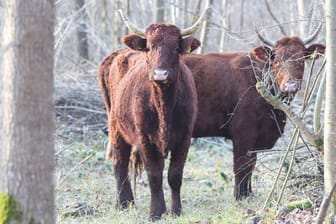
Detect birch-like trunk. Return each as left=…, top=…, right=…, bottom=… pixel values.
left=0, top=1, right=55, bottom=223
left=297, top=0, right=306, bottom=36
left=324, top=0, right=336, bottom=219
left=196, top=0, right=213, bottom=54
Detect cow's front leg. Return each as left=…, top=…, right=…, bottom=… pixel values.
left=168, top=141, right=190, bottom=216
left=141, top=142, right=166, bottom=220
left=111, top=137, right=134, bottom=208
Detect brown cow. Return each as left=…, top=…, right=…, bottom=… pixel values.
left=98, top=9, right=207, bottom=220
left=99, top=20, right=325, bottom=200
left=183, top=26, right=325, bottom=199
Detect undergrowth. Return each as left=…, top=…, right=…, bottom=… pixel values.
left=55, top=129, right=282, bottom=224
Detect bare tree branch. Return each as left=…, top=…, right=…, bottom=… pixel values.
left=264, top=0, right=287, bottom=35
left=256, top=82, right=323, bottom=153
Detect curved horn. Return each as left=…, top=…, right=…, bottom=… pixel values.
left=118, top=9, right=146, bottom=37
left=255, top=26, right=275, bottom=47
left=303, top=23, right=322, bottom=45
left=181, top=7, right=211, bottom=37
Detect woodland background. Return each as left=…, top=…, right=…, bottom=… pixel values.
left=53, top=0, right=325, bottom=133
left=0, top=0, right=331, bottom=223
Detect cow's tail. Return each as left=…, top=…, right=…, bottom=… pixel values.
left=129, top=146, right=143, bottom=198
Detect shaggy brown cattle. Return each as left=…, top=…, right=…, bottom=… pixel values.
left=183, top=26, right=325, bottom=199
left=98, top=9, right=206, bottom=220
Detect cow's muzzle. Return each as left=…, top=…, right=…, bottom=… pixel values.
left=152, top=69, right=169, bottom=82
left=283, top=81, right=300, bottom=93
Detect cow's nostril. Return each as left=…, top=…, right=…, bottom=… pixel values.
left=284, top=82, right=299, bottom=92
left=153, top=69, right=168, bottom=81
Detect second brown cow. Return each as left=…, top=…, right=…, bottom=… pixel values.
left=184, top=26, right=325, bottom=199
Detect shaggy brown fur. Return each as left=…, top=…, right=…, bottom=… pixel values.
left=99, top=35, right=325, bottom=201
left=98, top=24, right=200, bottom=220
left=183, top=37, right=325, bottom=199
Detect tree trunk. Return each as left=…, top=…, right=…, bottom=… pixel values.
left=289, top=0, right=296, bottom=35
left=219, top=0, right=228, bottom=52
left=76, top=0, right=89, bottom=60
left=155, top=0, right=165, bottom=23
left=0, top=1, right=55, bottom=224
left=324, top=0, right=336, bottom=220
left=197, top=0, right=213, bottom=54
left=170, top=0, right=176, bottom=25
left=123, top=0, right=130, bottom=36
left=297, top=0, right=306, bottom=36
left=239, top=0, right=245, bottom=32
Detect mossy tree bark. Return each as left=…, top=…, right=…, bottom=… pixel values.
left=324, top=0, right=336, bottom=220
left=0, top=1, right=55, bottom=223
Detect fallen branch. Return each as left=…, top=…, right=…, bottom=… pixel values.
left=256, top=82, right=323, bottom=153
left=55, top=105, right=106, bottom=114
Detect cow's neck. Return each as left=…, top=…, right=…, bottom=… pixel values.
left=150, top=80, right=178, bottom=157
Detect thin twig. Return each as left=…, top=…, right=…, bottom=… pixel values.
left=315, top=182, right=336, bottom=224
left=55, top=147, right=69, bottom=156
left=262, top=128, right=299, bottom=210
left=55, top=105, right=106, bottom=114
left=275, top=130, right=300, bottom=207
left=314, top=70, right=326, bottom=136
left=302, top=58, right=316, bottom=111
left=56, top=153, right=95, bottom=190
left=303, top=58, right=326, bottom=116
left=264, top=0, right=286, bottom=35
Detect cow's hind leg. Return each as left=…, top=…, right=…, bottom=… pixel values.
left=168, top=142, right=189, bottom=216
left=111, top=137, right=134, bottom=208
left=143, top=150, right=166, bottom=220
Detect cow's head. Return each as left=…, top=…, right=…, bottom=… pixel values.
left=253, top=25, right=325, bottom=94
left=119, top=9, right=207, bottom=85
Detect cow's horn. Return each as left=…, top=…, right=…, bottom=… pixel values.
left=118, top=9, right=146, bottom=37
left=255, top=26, right=275, bottom=47
left=181, top=7, right=210, bottom=37
left=303, top=23, right=322, bottom=45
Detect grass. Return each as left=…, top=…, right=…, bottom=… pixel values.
left=55, top=130, right=290, bottom=224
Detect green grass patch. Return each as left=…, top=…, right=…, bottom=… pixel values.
left=55, top=131, right=288, bottom=223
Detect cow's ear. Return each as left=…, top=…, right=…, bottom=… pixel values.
left=305, top=44, right=325, bottom=60
left=252, top=46, right=273, bottom=62
left=180, top=37, right=201, bottom=54
left=122, top=34, right=147, bottom=51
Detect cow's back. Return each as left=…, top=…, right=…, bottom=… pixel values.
left=184, top=52, right=259, bottom=138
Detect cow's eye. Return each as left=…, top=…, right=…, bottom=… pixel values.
left=273, top=61, right=280, bottom=66
left=175, top=47, right=181, bottom=54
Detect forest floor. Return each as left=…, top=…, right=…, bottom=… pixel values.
left=54, top=125, right=321, bottom=224
left=53, top=71, right=323, bottom=223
